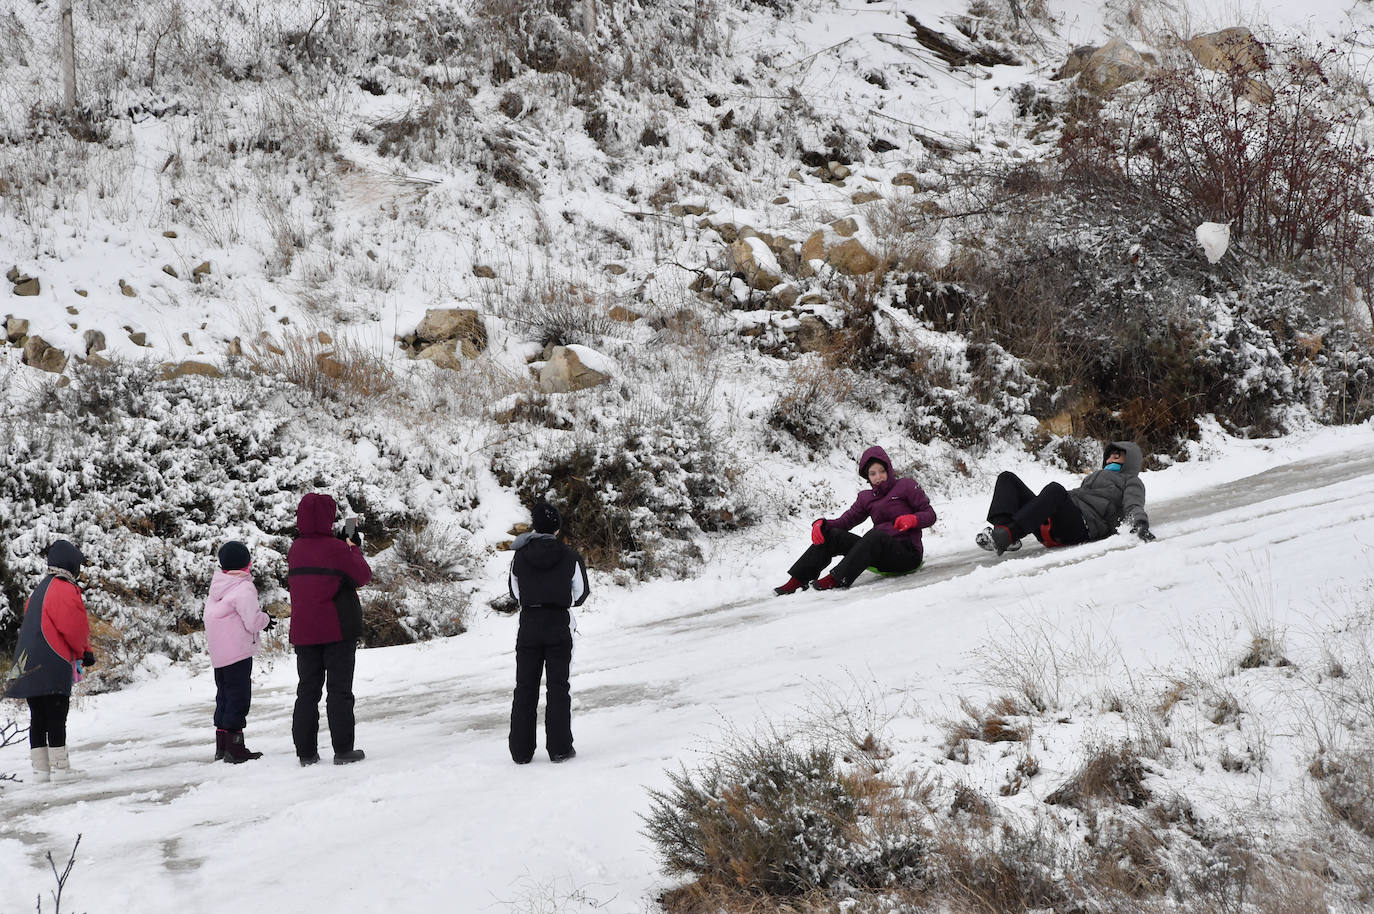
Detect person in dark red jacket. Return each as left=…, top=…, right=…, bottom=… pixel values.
left=4, top=540, right=93, bottom=783
left=287, top=493, right=372, bottom=766
left=774, top=445, right=937, bottom=595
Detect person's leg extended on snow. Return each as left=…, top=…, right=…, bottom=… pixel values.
left=776, top=523, right=861, bottom=594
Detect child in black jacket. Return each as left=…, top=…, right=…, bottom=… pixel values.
left=508, top=502, right=589, bottom=764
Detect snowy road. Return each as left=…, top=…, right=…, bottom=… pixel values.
left=2, top=437, right=1373, bottom=912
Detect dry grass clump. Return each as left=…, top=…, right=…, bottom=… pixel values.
left=1237, top=634, right=1293, bottom=670
left=942, top=695, right=1033, bottom=761
left=1046, top=744, right=1154, bottom=811
left=496, top=278, right=617, bottom=348
left=251, top=329, right=396, bottom=403
left=1310, top=749, right=1374, bottom=840
left=765, top=359, right=853, bottom=451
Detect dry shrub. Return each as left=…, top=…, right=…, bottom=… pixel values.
left=1046, top=744, right=1153, bottom=811
left=942, top=696, right=1032, bottom=761
left=1311, top=749, right=1374, bottom=839
left=252, top=330, right=396, bottom=403
left=933, top=821, right=1071, bottom=913
left=643, top=733, right=929, bottom=901
left=497, top=278, right=616, bottom=347
left=1238, top=634, right=1293, bottom=670
left=765, top=359, right=852, bottom=451
left=1062, top=38, right=1374, bottom=276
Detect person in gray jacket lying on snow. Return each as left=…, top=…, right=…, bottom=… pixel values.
left=976, top=441, right=1155, bottom=556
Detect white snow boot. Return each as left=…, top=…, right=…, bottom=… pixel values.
left=30, top=747, right=51, bottom=783
left=48, top=745, right=82, bottom=782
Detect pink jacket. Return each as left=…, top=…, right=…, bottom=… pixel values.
left=203, top=569, right=270, bottom=669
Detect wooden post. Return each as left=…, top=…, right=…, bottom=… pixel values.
left=59, top=0, right=77, bottom=113
left=581, top=0, right=595, bottom=37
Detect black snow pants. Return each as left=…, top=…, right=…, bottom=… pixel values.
left=213, top=657, right=254, bottom=731
left=788, top=527, right=923, bottom=587
left=509, top=608, right=574, bottom=763
left=27, top=694, right=70, bottom=748
left=986, top=471, right=1090, bottom=546
left=293, top=640, right=357, bottom=757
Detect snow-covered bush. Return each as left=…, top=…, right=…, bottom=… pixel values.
left=928, top=164, right=1374, bottom=453
left=504, top=405, right=754, bottom=577
left=361, top=524, right=478, bottom=646
left=643, top=732, right=929, bottom=901
left=0, top=360, right=478, bottom=683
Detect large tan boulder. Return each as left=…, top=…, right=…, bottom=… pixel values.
left=415, top=308, right=487, bottom=352
left=13, top=278, right=39, bottom=296
left=6, top=315, right=28, bottom=342
left=538, top=345, right=611, bottom=393
left=802, top=228, right=881, bottom=276
left=1186, top=28, right=1272, bottom=103
left=23, top=336, right=67, bottom=373
left=727, top=238, right=783, bottom=291
left=1186, top=28, right=1266, bottom=74
left=416, top=340, right=465, bottom=371
left=829, top=238, right=881, bottom=276
left=1060, top=38, right=1152, bottom=93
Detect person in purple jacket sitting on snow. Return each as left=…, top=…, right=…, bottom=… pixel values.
left=774, top=445, right=937, bottom=595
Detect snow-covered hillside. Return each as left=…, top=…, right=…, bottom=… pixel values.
left=3, top=0, right=1374, bottom=907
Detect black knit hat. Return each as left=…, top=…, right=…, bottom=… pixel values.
left=218, top=541, right=252, bottom=571
left=531, top=502, right=561, bottom=535
left=47, top=540, right=83, bottom=575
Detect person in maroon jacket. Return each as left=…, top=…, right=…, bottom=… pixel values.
left=774, top=445, right=937, bottom=595
left=5, top=540, right=93, bottom=782
left=287, top=493, right=372, bottom=766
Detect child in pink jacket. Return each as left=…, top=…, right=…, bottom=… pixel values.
left=204, top=541, right=274, bottom=763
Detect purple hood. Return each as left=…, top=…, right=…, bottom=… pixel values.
left=829, top=446, right=937, bottom=550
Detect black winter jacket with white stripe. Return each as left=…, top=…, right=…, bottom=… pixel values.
left=508, top=533, right=590, bottom=610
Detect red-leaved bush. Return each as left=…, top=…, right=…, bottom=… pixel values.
left=1060, top=39, right=1374, bottom=278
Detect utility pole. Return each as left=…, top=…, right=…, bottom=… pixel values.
left=59, top=0, right=77, bottom=114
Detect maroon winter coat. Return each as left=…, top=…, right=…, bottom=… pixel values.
left=827, top=445, right=937, bottom=550
left=287, top=494, right=373, bottom=646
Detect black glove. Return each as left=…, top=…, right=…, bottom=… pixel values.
left=263, top=614, right=277, bottom=631
left=81, top=650, right=96, bottom=669
left=1130, top=519, right=1156, bottom=542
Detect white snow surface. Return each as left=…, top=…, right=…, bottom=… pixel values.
left=2, top=423, right=1373, bottom=911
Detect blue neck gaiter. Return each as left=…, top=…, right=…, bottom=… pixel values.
left=1104, top=462, right=1122, bottom=472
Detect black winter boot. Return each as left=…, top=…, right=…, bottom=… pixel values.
left=333, top=749, right=366, bottom=765
left=223, top=730, right=263, bottom=764
left=214, top=729, right=227, bottom=762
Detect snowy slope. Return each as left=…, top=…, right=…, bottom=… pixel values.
left=2, top=425, right=1371, bottom=911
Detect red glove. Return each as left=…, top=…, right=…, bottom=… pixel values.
left=893, top=514, right=919, bottom=532
left=811, top=519, right=827, bottom=545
